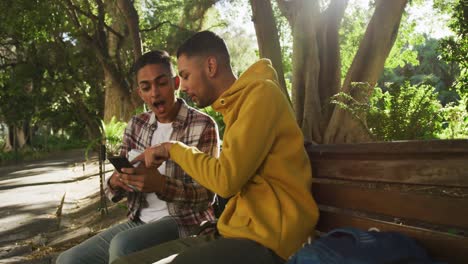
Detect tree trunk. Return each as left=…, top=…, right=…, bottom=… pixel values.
left=278, top=0, right=322, bottom=143
left=3, top=125, right=12, bottom=152
left=102, top=0, right=140, bottom=123
left=317, top=0, right=348, bottom=137
left=103, top=69, right=136, bottom=122
left=323, top=0, right=408, bottom=143
left=250, top=0, right=289, bottom=100
left=4, top=124, right=27, bottom=152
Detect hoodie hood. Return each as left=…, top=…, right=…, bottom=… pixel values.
left=212, top=59, right=279, bottom=113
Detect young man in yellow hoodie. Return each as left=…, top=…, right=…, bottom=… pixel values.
left=115, top=31, right=318, bottom=264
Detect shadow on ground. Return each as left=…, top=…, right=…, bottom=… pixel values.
left=0, top=191, right=127, bottom=263
left=0, top=149, right=126, bottom=264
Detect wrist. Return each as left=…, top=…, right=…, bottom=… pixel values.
left=164, top=142, right=175, bottom=158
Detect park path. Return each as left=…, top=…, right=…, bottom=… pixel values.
left=0, top=149, right=125, bottom=263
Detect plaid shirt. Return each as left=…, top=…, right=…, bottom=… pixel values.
left=105, top=99, right=220, bottom=237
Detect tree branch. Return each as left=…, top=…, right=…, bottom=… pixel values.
left=64, top=0, right=124, bottom=39
left=117, top=0, right=141, bottom=60
left=140, top=21, right=170, bottom=32
left=140, top=21, right=189, bottom=32
left=63, top=0, right=83, bottom=30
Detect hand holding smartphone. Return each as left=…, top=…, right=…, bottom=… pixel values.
left=108, top=156, right=133, bottom=173
left=108, top=156, right=139, bottom=192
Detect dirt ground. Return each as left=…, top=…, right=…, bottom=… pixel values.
left=0, top=149, right=127, bottom=264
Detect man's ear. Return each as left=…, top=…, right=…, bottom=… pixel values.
left=206, top=56, right=218, bottom=78
left=173, top=76, right=180, bottom=90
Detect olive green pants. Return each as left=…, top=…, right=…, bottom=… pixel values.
left=112, top=233, right=284, bottom=264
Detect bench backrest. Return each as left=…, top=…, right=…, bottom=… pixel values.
left=306, top=140, right=468, bottom=264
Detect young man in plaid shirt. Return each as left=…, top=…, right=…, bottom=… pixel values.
left=57, top=50, right=220, bottom=264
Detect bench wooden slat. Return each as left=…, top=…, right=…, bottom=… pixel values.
left=317, top=210, right=468, bottom=264
left=306, top=139, right=468, bottom=154
left=311, top=159, right=468, bottom=187
left=306, top=139, right=468, bottom=187
left=312, top=182, right=468, bottom=229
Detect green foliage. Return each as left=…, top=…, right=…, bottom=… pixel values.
left=331, top=82, right=443, bottom=141
left=210, top=1, right=258, bottom=75
left=340, top=1, right=425, bottom=80
left=434, top=0, right=468, bottom=139
left=380, top=37, right=460, bottom=105
left=34, top=134, right=88, bottom=151
left=0, top=148, right=41, bottom=165
left=438, top=94, right=468, bottom=139
left=85, top=117, right=127, bottom=158
left=367, top=83, right=443, bottom=140
left=437, top=0, right=467, bottom=96
left=101, top=117, right=128, bottom=156
left=330, top=83, right=373, bottom=134
left=384, top=12, right=423, bottom=69
left=0, top=0, right=103, bottom=149
left=141, top=0, right=222, bottom=53
left=370, top=0, right=467, bottom=141
left=0, top=134, right=87, bottom=165
left=331, top=82, right=446, bottom=141
left=139, top=0, right=188, bottom=53
left=340, top=3, right=372, bottom=79
left=271, top=0, right=293, bottom=78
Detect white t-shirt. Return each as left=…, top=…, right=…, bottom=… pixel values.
left=139, top=121, right=173, bottom=223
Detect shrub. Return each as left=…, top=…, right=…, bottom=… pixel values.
left=85, top=116, right=127, bottom=159
left=331, top=82, right=445, bottom=141
left=367, top=82, right=444, bottom=140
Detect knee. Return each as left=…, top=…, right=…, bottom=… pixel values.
left=109, top=232, right=133, bottom=260
left=56, top=247, right=81, bottom=264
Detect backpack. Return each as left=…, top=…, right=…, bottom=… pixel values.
left=287, top=227, right=442, bottom=264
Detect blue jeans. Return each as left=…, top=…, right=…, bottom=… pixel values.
left=56, top=217, right=179, bottom=264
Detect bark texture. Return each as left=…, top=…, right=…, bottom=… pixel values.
left=250, top=0, right=289, bottom=99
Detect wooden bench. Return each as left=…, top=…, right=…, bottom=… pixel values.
left=306, top=139, right=468, bottom=264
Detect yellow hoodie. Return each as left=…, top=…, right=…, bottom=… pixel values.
left=169, top=59, right=318, bottom=259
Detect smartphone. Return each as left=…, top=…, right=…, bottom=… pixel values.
left=108, top=156, right=133, bottom=173
left=108, top=156, right=139, bottom=192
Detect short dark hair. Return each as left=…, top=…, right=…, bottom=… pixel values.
left=176, top=31, right=230, bottom=66
left=132, top=50, right=174, bottom=77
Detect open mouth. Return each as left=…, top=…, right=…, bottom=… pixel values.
left=152, top=100, right=165, bottom=108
